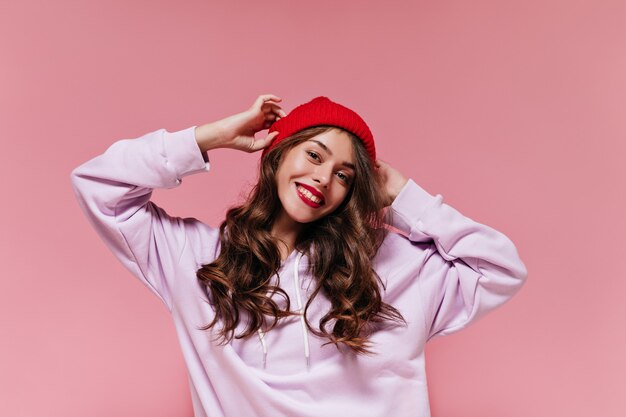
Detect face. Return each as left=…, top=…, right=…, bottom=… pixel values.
left=274, top=128, right=356, bottom=229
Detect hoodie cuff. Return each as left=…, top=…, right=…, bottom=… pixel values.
left=162, top=125, right=211, bottom=181
left=389, top=179, right=443, bottom=236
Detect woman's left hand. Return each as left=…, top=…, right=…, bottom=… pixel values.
left=375, top=159, right=409, bottom=206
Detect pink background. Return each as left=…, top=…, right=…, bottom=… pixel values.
left=2, top=1, right=625, bottom=416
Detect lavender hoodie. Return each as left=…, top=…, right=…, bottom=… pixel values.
left=70, top=126, right=528, bottom=416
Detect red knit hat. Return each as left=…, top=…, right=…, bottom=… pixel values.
left=261, top=96, right=376, bottom=162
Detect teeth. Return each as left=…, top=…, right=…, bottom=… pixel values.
left=297, top=185, right=322, bottom=204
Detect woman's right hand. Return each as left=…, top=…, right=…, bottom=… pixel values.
left=213, top=94, right=287, bottom=153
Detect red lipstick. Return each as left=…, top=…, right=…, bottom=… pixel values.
left=295, top=183, right=325, bottom=207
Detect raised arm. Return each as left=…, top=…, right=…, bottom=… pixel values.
left=70, top=126, right=213, bottom=310
left=70, top=94, right=287, bottom=310
left=377, top=160, right=528, bottom=341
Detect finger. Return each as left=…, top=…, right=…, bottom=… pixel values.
left=263, top=111, right=278, bottom=120
left=257, top=94, right=282, bottom=106
left=251, top=131, right=279, bottom=151
left=254, top=96, right=279, bottom=111
left=263, top=113, right=279, bottom=126
left=264, top=102, right=286, bottom=114
left=261, top=94, right=282, bottom=101
left=263, top=107, right=285, bottom=125
left=261, top=104, right=284, bottom=119
left=262, top=107, right=287, bottom=123
left=272, top=108, right=287, bottom=120
left=262, top=102, right=283, bottom=114
left=263, top=101, right=287, bottom=117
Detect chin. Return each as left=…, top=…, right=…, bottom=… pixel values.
left=285, top=210, right=320, bottom=224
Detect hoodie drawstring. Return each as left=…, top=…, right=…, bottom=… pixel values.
left=257, top=251, right=310, bottom=370
left=257, top=327, right=268, bottom=369
left=292, top=251, right=311, bottom=369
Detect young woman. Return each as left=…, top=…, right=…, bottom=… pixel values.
left=71, top=94, right=528, bottom=416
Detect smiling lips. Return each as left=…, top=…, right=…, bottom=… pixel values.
left=295, top=183, right=325, bottom=207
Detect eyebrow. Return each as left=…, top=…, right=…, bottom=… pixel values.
left=308, top=140, right=356, bottom=170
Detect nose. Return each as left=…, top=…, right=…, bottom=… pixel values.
left=312, top=163, right=333, bottom=187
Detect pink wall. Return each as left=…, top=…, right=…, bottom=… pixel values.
left=2, top=0, right=624, bottom=416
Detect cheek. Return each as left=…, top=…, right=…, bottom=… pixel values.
left=278, top=156, right=307, bottom=180
left=290, top=158, right=309, bottom=175
left=329, top=187, right=350, bottom=207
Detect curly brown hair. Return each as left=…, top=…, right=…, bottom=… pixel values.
left=196, top=126, right=406, bottom=355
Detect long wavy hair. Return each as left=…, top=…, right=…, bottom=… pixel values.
left=196, top=125, right=406, bottom=355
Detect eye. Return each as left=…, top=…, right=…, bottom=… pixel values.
left=306, top=150, right=321, bottom=161
left=336, top=171, right=351, bottom=183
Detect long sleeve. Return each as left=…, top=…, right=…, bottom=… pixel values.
left=389, top=179, right=528, bottom=341
left=70, top=126, right=211, bottom=311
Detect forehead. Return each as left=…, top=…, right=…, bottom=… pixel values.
left=303, top=129, right=355, bottom=162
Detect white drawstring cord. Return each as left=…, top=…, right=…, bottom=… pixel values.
left=257, top=328, right=267, bottom=369
left=293, top=252, right=311, bottom=369
left=256, top=251, right=311, bottom=370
